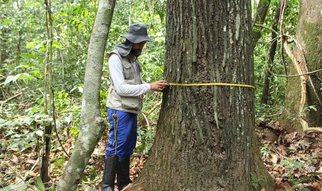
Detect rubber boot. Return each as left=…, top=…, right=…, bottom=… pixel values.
left=102, top=156, right=118, bottom=191
left=117, top=157, right=132, bottom=191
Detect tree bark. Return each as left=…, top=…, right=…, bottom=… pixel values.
left=57, top=0, right=116, bottom=190
left=41, top=0, right=54, bottom=186
left=281, top=0, right=322, bottom=132
left=129, top=0, right=273, bottom=190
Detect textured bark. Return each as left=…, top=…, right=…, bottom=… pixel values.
left=129, top=0, right=273, bottom=190
left=282, top=0, right=322, bottom=132
left=57, top=0, right=115, bottom=190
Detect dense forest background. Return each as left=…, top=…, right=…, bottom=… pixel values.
left=1, top=0, right=321, bottom=190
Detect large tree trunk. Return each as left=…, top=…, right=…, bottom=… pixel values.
left=129, top=0, right=273, bottom=190
left=281, top=0, right=322, bottom=132
left=57, top=0, right=116, bottom=190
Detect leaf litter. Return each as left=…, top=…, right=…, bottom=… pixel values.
left=1, top=120, right=322, bottom=190
left=257, top=120, right=322, bottom=191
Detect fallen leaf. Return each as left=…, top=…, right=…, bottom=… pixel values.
left=312, top=182, right=322, bottom=190
left=275, top=177, right=283, bottom=185
left=277, top=145, right=288, bottom=156
left=26, top=159, right=36, bottom=164
left=270, top=154, right=278, bottom=164
left=11, top=155, right=19, bottom=164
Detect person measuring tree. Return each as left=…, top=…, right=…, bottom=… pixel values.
left=101, top=24, right=168, bottom=191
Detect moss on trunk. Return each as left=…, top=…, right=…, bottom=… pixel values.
left=281, top=0, right=322, bottom=131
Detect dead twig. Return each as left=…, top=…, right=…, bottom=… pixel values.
left=0, top=92, right=22, bottom=107
left=145, top=100, right=162, bottom=118
left=270, top=68, right=322, bottom=77
left=141, top=113, right=150, bottom=129
left=52, top=88, right=70, bottom=158
left=23, top=158, right=40, bottom=180
left=254, top=24, right=279, bottom=36
left=3, top=161, right=25, bottom=183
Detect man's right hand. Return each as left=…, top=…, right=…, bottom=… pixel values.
left=150, top=80, right=168, bottom=92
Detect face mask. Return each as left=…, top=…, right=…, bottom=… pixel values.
left=130, top=49, right=142, bottom=57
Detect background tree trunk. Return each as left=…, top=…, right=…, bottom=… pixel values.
left=261, top=2, right=280, bottom=105
left=130, top=0, right=273, bottom=190
left=57, top=0, right=116, bottom=190
left=281, top=0, right=322, bottom=132
left=252, top=0, right=271, bottom=50
left=41, top=0, right=54, bottom=186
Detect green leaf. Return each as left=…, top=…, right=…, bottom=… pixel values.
left=35, top=130, right=44, bottom=137
left=53, top=157, right=65, bottom=167
left=77, top=24, right=83, bottom=31
left=35, top=176, right=46, bottom=191
left=26, top=41, right=37, bottom=49
left=1, top=18, right=11, bottom=25
left=53, top=41, right=61, bottom=49
left=35, top=42, right=44, bottom=50
left=0, top=183, right=27, bottom=191
left=84, top=10, right=89, bottom=18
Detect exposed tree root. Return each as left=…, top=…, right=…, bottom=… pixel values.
left=283, top=39, right=322, bottom=134
left=301, top=119, right=322, bottom=133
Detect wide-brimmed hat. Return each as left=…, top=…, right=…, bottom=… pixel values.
left=124, top=24, right=153, bottom=44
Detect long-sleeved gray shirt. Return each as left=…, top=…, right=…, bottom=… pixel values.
left=109, top=54, right=151, bottom=97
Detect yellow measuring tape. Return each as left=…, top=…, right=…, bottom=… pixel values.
left=169, top=82, right=255, bottom=89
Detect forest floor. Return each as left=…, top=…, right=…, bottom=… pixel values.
left=256, top=121, right=322, bottom=191
left=1, top=120, right=322, bottom=191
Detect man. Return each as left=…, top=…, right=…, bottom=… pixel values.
left=102, top=24, right=168, bottom=191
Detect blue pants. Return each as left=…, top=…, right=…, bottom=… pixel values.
left=105, top=108, right=138, bottom=161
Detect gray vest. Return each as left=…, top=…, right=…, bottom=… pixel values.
left=107, top=50, right=144, bottom=114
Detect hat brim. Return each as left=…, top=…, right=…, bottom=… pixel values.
left=124, top=34, right=154, bottom=44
